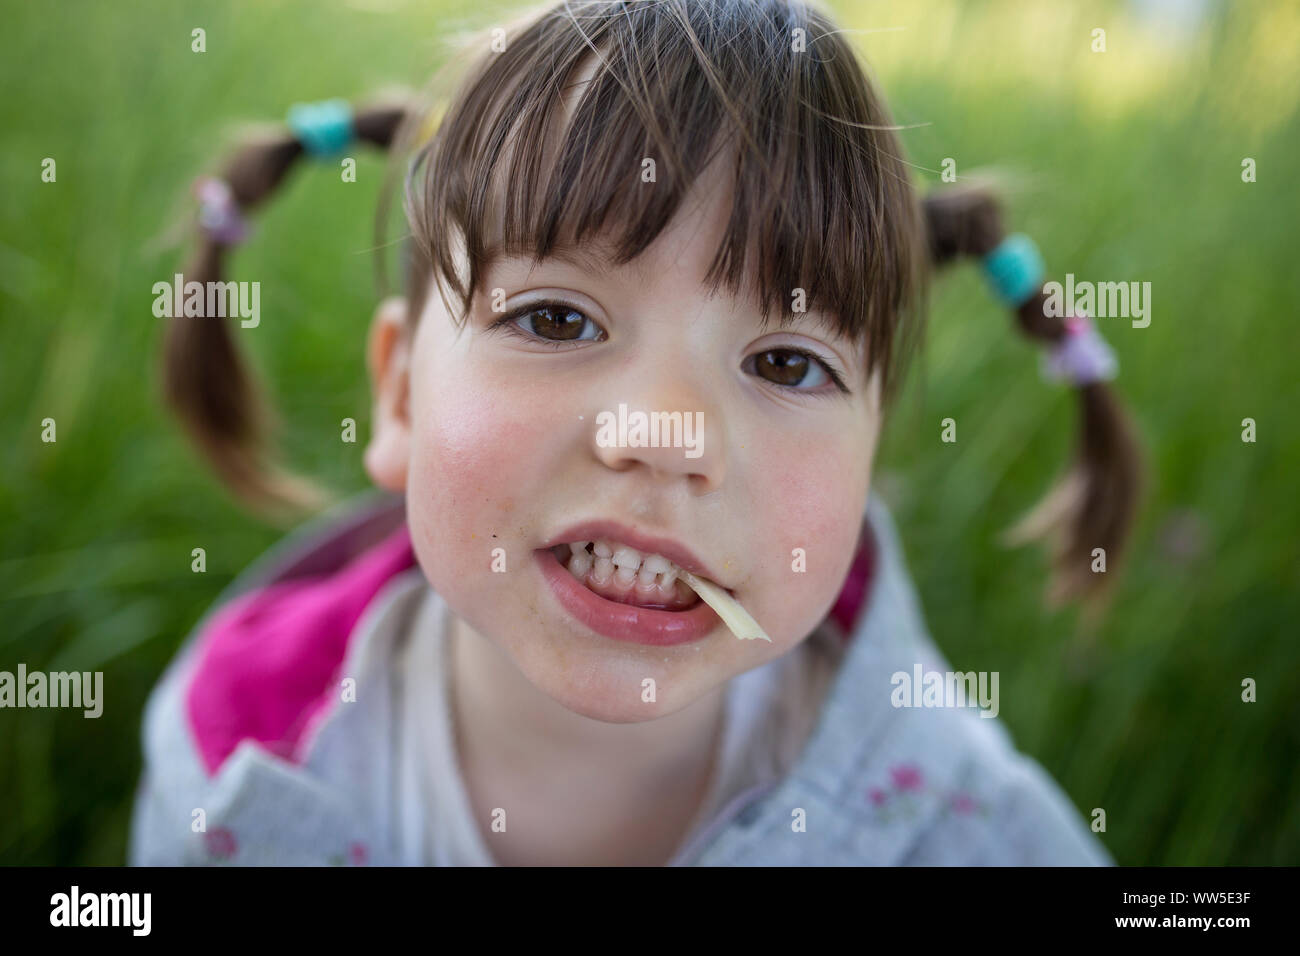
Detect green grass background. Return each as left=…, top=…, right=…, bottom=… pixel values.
left=1, top=0, right=1296, bottom=865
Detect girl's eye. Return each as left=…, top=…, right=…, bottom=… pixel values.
left=745, top=348, right=848, bottom=394
left=498, top=303, right=604, bottom=343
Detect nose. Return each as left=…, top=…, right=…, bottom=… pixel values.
left=590, top=386, right=726, bottom=494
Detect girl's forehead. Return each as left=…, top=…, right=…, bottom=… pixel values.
left=452, top=154, right=863, bottom=362
left=475, top=147, right=857, bottom=353
left=478, top=137, right=715, bottom=287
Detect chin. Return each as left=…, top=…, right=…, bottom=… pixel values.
left=512, top=644, right=714, bottom=724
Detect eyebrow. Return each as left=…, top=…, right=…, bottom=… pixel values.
left=548, top=244, right=625, bottom=275
left=481, top=240, right=627, bottom=279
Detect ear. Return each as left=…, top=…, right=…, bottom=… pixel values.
left=363, top=295, right=412, bottom=493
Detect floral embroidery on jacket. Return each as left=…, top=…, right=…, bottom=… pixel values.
left=328, top=841, right=370, bottom=866
left=865, top=763, right=989, bottom=823
left=204, top=826, right=238, bottom=861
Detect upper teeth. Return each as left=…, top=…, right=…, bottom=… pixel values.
left=565, top=540, right=680, bottom=588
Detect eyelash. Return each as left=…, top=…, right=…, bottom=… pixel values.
left=487, top=300, right=851, bottom=395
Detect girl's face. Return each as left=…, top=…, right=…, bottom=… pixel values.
left=368, top=158, right=883, bottom=723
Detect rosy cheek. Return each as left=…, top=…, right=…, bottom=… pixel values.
left=746, top=434, right=868, bottom=633
left=404, top=380, right=544, bottom=588
left=771, top=461, right=859, bottom=565
left=417, top=404, right=537, bottom=523
left=426, top=402, right=521, bottom=483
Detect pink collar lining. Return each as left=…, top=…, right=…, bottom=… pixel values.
left=185, top=524, right=416, bottom=776
left=185, top=522, right=875, bottom=777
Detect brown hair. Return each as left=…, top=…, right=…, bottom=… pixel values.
left=922, top=184, right=1143, bottom=608
left=161, top=0, right=1140, bottom=605
left=162, top=102, right=409, bottom=512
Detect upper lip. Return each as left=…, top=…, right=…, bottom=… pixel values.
left=539, top=520, right=732, bottom=590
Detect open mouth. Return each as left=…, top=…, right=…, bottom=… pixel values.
left=535, top=531, right=766, bottom=645
left=548, top=539, right=702, bottom=611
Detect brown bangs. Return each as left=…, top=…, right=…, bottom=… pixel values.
left=406, top=0, right=925, bottom=391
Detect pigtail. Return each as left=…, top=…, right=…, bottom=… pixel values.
left=161, top=100, right=413, bottom=516
left=921, top=183, right=1143, bottom=610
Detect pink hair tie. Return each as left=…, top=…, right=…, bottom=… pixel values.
left=1042, top=312, right=1118, bottom=386
left=193, top=176, right=249, bottom=245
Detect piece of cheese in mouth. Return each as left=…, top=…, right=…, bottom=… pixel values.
left=678, top=570, right=772, bottom=642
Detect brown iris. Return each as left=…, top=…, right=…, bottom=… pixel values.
left=530, top=305, right=587, bottom=340
left=754, top=350, right=809, bottom=386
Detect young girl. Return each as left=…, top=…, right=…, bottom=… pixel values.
left=131, top=0, right=1139, bottom=866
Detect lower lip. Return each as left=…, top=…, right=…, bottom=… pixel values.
left=534, top=549, right=724, bottom=646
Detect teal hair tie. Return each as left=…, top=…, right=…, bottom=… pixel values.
left=287, top=99, right=354, bottom=158
left=982, top=233, right=1045, bottom=307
